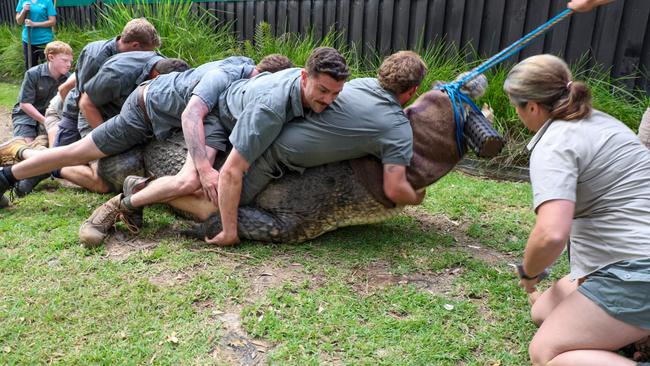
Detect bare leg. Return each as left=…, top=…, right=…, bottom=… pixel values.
left=530, top=275, right=578, bottom=326
left=20, top=147, right=44, bottom=160
left=129, top=149, right=216, bottom=207
left=60, top=161, right=110, bottom=193
left=529, top=290, right=650, bottom=366
left=10, top=136, right=106, bottom=180
left=47, top=126, right=58, bottom=148
left=167, top=190, right=218, bottom=221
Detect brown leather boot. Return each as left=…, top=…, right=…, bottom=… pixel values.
left=78, top=194, right=139, bottom=248
left=0, top=137, right=27, bottom=165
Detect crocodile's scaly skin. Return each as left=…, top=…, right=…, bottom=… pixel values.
left=142, top=133, right=401, bottom=243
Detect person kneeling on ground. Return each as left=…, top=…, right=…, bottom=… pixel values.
left=0, top=40, right=72, bottom=158
left=505, top=54, right=650, bottom=366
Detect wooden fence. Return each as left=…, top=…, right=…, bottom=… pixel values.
left=1, top=0, right=649, bottom=92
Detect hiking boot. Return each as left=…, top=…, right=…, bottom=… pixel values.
left=0, top=170, right=15, bottom=201
left=0, top=137, right=27, bottom=165
left=26, top=135, right=49, bottom=149
left=120, top=175, right=154, bottom=230
left=14, top=173, right=50, bottom=197
left=0, top=194, right=9, bottom=208
left=79, top=194, right=139, bottom=248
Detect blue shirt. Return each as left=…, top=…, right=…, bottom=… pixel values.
left=16, top=0, right=56, bottom=45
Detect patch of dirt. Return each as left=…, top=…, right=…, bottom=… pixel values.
left=103, top=231, right=160, bottom=261
left=403, top=206, right=516, bottom=266
left=149, top=263, right=207, bottom=288
left=246, top=261, right=318, bottom=299
left=209, top=308, right=270, bottom=366
left=0, top=107, right=12, bottom=142
left=350, top=260, right=462, bottom=298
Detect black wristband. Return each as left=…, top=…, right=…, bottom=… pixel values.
left=517, top=264, right=539, bottom=280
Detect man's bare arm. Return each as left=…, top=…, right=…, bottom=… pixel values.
left=383, top=164, right=425, bottom=205
left=19, top=102, right=45, bottom=124
left=58, top=74, right=76, bottom=102
left=78, top=93, right=104, bottom=128
left=181, top=95, right=220, bottom=203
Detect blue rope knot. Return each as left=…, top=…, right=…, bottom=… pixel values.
left=436, top=83, right=483, bottom=157
left=435, top=8, right=573, bottom=157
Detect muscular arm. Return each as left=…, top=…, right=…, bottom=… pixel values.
left=58, top=74, right=76, bottom=101
left=519, top=200, right=574, bottom=292
left=205, top=148, right=250, bottom=246
left=567, top=0, right=614, bottom=12
left=383, top=164, right=425, bottom=205
left=78, top=93, right=104, bottom=128
left=19, top=102, right=45, bottom=124
left=181, top=95, right=220, bottom=203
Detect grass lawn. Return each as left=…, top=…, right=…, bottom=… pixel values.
left=0, top=82, right=551, bottom=364
left=0, top=82, right=18, bottom=108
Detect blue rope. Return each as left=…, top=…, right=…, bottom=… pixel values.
left=438, top=8, right=574, bottom=156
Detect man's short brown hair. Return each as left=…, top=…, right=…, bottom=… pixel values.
left=121, top=18, right=161, bottom=49
left=305, top=47, right=350, bottom=81
left=44, top=41, right=73, bottom=58
left=257, top=54, right=293, bottom=73
left=154, top=58, right=190, bottom=74
left=378, top=51, right=427, bottom=95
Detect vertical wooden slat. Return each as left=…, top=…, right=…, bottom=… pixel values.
left=564, top=10, right=597, bottom=64
left=336, top=0, right=350, bottom=46
left=265, top=0, right=277, bottom=34
left=255, top=0, right=265, bottom=26
left=225, top=1, right=236, bottom=34
left=287, top=0, right=299, bottom=33
left=425, top=0, right=446, bottom=47
left=276, top=0, right=288, bottom=34
left=312, top=0, right=324, bottom=42
left=479, top=0, right=505, bottom=56
left=235, top=1, right=245, bottom=41
left=520, top=0, right=551, bottom=60
left=409, top=0, right=428, bottom=49
left=322, top=0, right=336, bottom=37
left=299, top=0, right=311, bottom=34
left=591, top=1, right=624, bottom=71
left=612, top=0, right=650, bottom=83
left=392, top=0, right=410, bottom=50
left=500, top=0, right=527, bottom=61
left=444, top=0, right=466, bottom=49
left=363, top=0, right=379, bottom=55
left=543, top=0, right=571, bottom=56
left=348, top=0, right=364, bottom=52
left=378, top=0, right=394, bottom=55
left=215, top=1, right=226, bottom=29
left=639, top=17, right=650, bottom=93
left=244, top=0, right=255, bottom=40
left=461, top=0, right=484, bottom=54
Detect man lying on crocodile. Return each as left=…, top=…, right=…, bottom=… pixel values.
left=82, top=51, right=446, bottom=244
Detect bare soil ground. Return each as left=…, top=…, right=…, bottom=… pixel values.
left=0, top=107, right=12, bottom=141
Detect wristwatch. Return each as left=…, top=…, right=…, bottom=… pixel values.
left=516, top=264, right=549, bottom=280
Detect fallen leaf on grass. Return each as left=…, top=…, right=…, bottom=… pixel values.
left=166, top=332, right=179, bottom=344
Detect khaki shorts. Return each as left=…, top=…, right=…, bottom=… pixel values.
left=578, top=258, right=650, bottom=330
